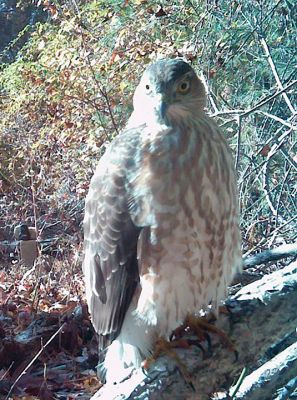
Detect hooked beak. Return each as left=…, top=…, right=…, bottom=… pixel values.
left=154, top=93, right=169, bottom=121
left=159, top=101, right=168, bottom=120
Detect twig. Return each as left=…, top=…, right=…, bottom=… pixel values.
left=241, top=80, right=296, bottom=117
left=238, top=128, right=294, bottom=187
left=30, top=262, right=42, bottom=314
left=259, top=37, right=295, bottom=115
left=280, top=148, right=297, bottom=172
left=30, top=158, right=39, bottom=242
left=243, top=242, right=297, bottom=269
left=212, top=109, right=246, bottom=117
left=244, top=217, right=270, bottom=243
left=255, top=119, right=296, bottom=158
left=75, top=9, right=118, bottom=135
left=229, top=367, right=248, bottom=398
left=200, top=72, right=219, bottom=114
left=235, top=115, right=242, bottom=171
left=0, top=25, right=31, bottom=63
left=263, top=126, right=291, bottom=216
left=241, top=179, right=281, bottom=217
left=5, top=323, right=66, bottom=399
left=0, top=362, right=14, bottom=381
left=256, top=110, right=296, bottom=130
left=243, top=216, right=296, bottom=257
left=262, top=152, right=277, bottom=216
left=216, top=80, right=297, bottom=127
left=276, top=165, right=292, bottom=221
left=216, top=0, right=284, bottom=69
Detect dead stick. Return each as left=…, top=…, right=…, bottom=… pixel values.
left=243, top=243, right=297, bottom=268
left=5, top=323, right=66, bottom=399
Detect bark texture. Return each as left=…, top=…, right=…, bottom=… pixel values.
left=92, top=261, right=297, bottom=399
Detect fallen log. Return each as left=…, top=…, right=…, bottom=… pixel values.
left=92, top=261, right=297, bottom=399
left=230, top=341, right=297, bottom=399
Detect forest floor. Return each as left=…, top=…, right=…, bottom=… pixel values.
left=0, top=255, right=101, bottom=399
left=0, top=246, right=295, bottom=399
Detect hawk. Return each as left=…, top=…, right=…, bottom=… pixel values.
left=83, top=58, right=242, bottom=383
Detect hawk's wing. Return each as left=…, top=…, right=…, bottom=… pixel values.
left=83, top=128, right=143, bottom=351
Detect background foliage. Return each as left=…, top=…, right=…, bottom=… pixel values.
left=0, top=0, right=296, bottom=397
left=0, top=0, right=296, bottom=254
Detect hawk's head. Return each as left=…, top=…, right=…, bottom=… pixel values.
left=132, top=58, right=206, bottom=127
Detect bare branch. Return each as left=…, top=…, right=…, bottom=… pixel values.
left=200, top=72, right=219, bottom=113
left=256, top=111, right=296, bottom=130
left=213, top=80, right=297, bottom=126
left=262, top=153, right=278, bottom=217
left=69, top=0, right=119, bottom=136
left=259, top=37, right=296, bottom=115
left=243, top=216, right=296, bottom=257
left=238, top=128, right=294, bottom=187
left=243, top=242, right=297, bottom=268
left=276, top=165, right=292, bottom=220
left=235, top=115, right=242, bottom=171
left=5, top=323, right=66, bottom=399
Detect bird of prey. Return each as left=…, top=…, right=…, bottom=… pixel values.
left=83, top=58, right=242, bottom=383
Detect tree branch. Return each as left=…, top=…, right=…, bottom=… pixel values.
left=213, top=80, right=297, bottom=126
left=259, top=37, right=295, bottom=115
left=243, top=242, right=297, bottom=268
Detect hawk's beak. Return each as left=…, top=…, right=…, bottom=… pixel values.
left=159, top=101, right=168, bottom=120
left=155, top=93, right=169, bottom=121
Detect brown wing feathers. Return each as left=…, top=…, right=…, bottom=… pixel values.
left=83, top=133, right=141, bottom=352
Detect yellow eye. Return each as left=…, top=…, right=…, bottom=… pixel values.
left=178, top=80, right=190, bottom=94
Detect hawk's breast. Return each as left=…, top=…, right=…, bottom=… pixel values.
left=132, top=118, right=241, bottom=336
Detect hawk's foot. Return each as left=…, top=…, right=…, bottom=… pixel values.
left=142, top=312, right=237, bottom=384
left=170, top=313, right=237, bottom=360
left=142, top=337, right=193, bottom=383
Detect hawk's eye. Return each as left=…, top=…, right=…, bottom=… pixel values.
left=177, top=80, right=190, bottom=94
left=145, top=84, right=150, bottom=91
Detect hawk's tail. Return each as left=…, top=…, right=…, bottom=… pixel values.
left=98, top=304, right=154, bottom=383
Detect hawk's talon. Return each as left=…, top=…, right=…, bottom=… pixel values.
left=186, top=314, right=236, bottom=353
left=143, top=337, right=193, bottom=383
left=141, top=365, right=150, bottom=377
left=188, top=380, right=196, bottom=392
left=186, top=338, right=211, bottom=359
left=170, top=322, right=187, bottom=341
left=170, top=313, right=238, bottom=363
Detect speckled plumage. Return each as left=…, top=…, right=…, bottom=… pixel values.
left=83, top=58, right=242, bottom=383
